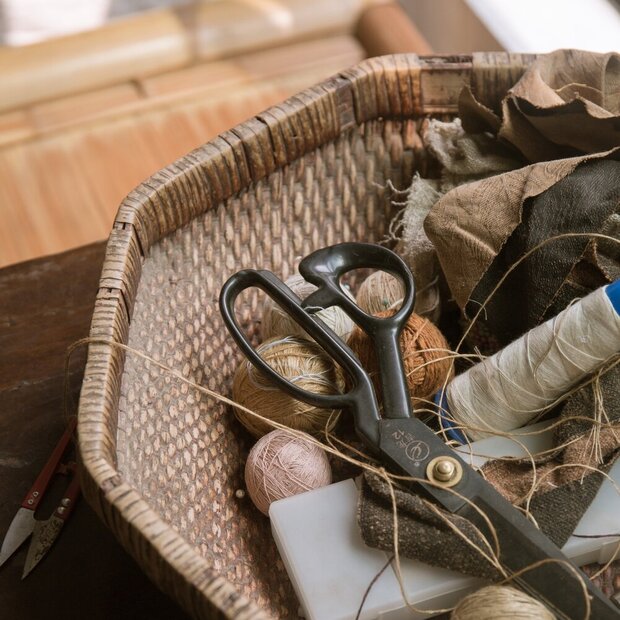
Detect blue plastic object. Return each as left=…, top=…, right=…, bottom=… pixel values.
left=434, top=390, right=466, bottom=444
left=605, top=280, right=620, bottom=315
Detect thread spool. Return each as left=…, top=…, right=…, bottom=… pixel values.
left=232, top=336, right=345, bottom=437
left=262, top=274, right=355, bottom=342
left=348, top=309, right=453, bottom=406
left=451, top=586, right=555, bottom=620
left=245, top=429, right=332, bottom=515
left=446, top=281, right=620, bottom=440
left=356, top=270, right=405, bottom=316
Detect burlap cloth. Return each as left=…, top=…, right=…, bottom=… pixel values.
left=359, top=50, right=620, bottom=586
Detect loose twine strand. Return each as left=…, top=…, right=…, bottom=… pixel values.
left=62, top=232, right=620, bottom=619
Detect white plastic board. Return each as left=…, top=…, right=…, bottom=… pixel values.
left=270, top=422, right=620, bottom=619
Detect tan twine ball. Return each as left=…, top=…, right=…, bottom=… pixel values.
left=451, top=585, right=555, bottom=620
left=232, top=336, right=345, bottom=437
left=262, top=274, right=355, bottom=341
left=245, top=429, right=332, bottom=515
left=348, top=309, right=453, bottom=406
left=356, top=270, right=405, bottom=316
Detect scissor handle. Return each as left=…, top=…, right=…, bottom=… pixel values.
left=21, top=417, right=76, bottom=511
left=300, top=243, right=416, bottom=421
left=299, top=243, right=414, bottom=329
left=219, top=267, right=382, bottom=445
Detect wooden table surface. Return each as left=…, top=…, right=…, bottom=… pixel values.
left=0, top=243, right=187, bottom=619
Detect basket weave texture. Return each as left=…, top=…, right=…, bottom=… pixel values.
left=77, top=53, right=537, bottom=619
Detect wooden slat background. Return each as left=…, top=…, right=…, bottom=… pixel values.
left=0, top=0, right=431, bottom=268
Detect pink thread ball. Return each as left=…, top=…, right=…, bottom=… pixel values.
left=244, top=429, right=332, bottom=515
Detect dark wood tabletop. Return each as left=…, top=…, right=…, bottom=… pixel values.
left=0, top=243, right=187, bottom=619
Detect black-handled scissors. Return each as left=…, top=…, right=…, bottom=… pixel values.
left=220, top=242, right=619, bottom=619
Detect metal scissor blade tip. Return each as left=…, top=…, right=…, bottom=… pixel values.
left=21, top=515, right=64, bottom=579
left=0, top=508, right=35, bottom=569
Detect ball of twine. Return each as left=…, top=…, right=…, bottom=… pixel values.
left=262, top=274, right=355, bottom=341
left=245, top=429, right=332, bottom=515
left=451, top=585, right=555, bottom=620
left=232, top=336, right=345, bottom=437
left=348, top=309, right=453, bottom=406
left=356, top=270, right=405, bottom=316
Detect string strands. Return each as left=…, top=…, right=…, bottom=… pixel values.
left=64, top=336, right=612, bottom=618
left=63, top=234, right=620, bottom=619
left=447, top=285, right=620, bottom=439
left=451, top=585, right=555, bottom=620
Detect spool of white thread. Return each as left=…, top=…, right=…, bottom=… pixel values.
left=262, top=274, right=355, bottom=342
left=446, top=281, right=620, bottom=440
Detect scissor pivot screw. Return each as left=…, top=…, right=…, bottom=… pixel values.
left=426, top=457, right=462, bottom=488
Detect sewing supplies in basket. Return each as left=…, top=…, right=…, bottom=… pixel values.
left=220, top=242, right=620, bottom=619
left=269, top=421, right=620, bottom=619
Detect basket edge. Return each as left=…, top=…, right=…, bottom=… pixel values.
left=77, top=51, right=538, bottom=619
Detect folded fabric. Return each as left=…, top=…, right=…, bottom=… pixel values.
left=425, top=151, right=620, bottom=344
left=460, top=50, right=620, bottom=163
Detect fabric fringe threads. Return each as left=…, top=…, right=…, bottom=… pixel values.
left=451, top=585, right=555, bottom=620
left=262, top=274, right=355, bottom=341
left=447, top=283, right=620, bottom=439
left=232, top=336, right=344, bottom=437
left=356, top=270, right=404, bottom=316
left=245, top=429, right=332, bottom=515
left=348, top=309, right=453, bottom=406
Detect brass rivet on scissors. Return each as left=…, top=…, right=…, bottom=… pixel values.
left=426, top=457, right=462, bottom=488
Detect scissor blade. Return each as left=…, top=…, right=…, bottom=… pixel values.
left=458, top=487, right=620, bottom=619
left=21, top=514, right=64, bottom=579
left=0, top=507, right=35, bottom=569
left=377, top=417, right=620, bottom=619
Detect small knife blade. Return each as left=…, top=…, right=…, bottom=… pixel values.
left=0, top=508, right=35, bottom=569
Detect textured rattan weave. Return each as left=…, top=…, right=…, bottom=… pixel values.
left=77, top=53, right=537, bottom=619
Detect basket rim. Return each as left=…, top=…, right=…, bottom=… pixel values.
left=77, top=52, right=538, bottom=619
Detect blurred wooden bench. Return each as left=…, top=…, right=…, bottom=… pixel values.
left=0, top=0, right=431, bottom=267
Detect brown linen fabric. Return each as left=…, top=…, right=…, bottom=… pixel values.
left=467, top=156, right=620, bottom=344
left=461, top=50, right=620, bottom=163
left=424, top=149, right=619, bottom=318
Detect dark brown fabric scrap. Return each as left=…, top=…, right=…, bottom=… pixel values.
left=424, top=149, right=618, bottom=313
left=468, top=157, right=620, bottom=344
left=357, top=472, right=501, bottom=580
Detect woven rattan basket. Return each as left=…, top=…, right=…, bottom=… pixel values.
left=78, top=53, right=538, bottom=619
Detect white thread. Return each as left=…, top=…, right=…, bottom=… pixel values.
left=262, top=274, right=355, bottom=342
left=448, top=286, right=620, bottom=440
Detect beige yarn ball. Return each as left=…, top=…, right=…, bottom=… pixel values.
left=451, top=586, right=555, bottom=620
left=245, top=429, right=332, bottom=515
left=232, top=336, right=345, bottom=437
left=356, top=270, right=405, bottom=315
left=262, top=274, right=355, bottom=341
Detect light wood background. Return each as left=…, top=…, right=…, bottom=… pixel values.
left=0, top=0, right=431, bottom=267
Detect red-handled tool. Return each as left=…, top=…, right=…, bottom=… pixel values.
left=0, top=417, right=78, bottom=574
left=22, top=469, right=81, bottom=578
